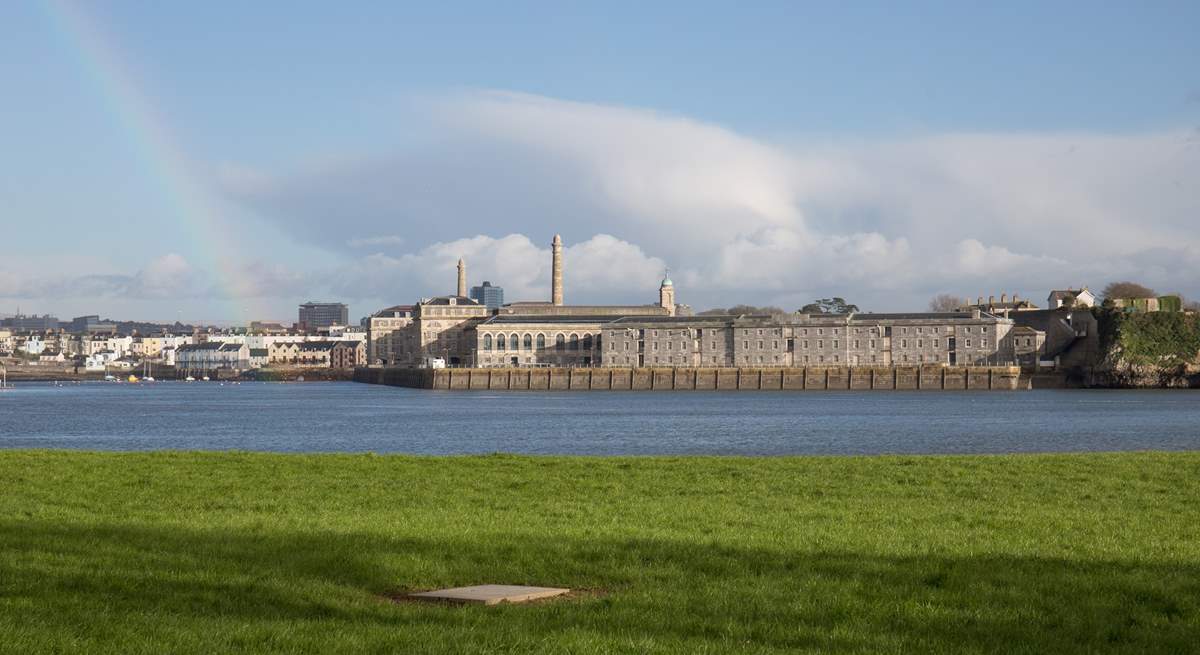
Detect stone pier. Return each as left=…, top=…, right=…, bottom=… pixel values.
left=355, top=366, right=1025, bottom=391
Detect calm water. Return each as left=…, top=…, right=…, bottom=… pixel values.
left=1, top=381, right=1198, bottom=455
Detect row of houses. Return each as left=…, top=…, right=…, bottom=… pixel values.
left=175, top=340, right=365, bottom=373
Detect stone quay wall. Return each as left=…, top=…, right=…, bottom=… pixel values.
left=354, top=366, right=1025, bottom=391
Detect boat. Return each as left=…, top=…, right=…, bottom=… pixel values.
left=0, top=366, right=10, bottom=390
left=201, top=376, right=210, bottom=381
left=128, top=374, right=139, bottom=383
left=104, top=374, right=117, bottom=382
left=185, top=375, right=195, bottom=382
left=143, top=360, right=155, bottom=382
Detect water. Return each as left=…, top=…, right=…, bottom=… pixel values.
left=1, top=381, right=1198, bottom=455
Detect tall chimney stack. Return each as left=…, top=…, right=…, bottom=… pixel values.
left=457, top=258, right=466, bottom=297
left=551, top=234, right=564, bottom=306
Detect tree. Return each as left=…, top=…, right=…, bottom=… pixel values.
left=698, top=305, right=786, bottom=316
left=799, top=298, right=860, bottom=314
left=1101, top=281, right=1156, bottom=300
left=928, top=294, right=968, bottom=312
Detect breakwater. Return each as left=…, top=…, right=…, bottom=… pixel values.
left=354, top=365, right=1025, bottom=391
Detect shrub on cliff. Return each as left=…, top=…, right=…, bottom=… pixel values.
left=1096, top=308, right=1200, bottom=365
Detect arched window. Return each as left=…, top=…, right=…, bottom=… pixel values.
left=483, top=334, right=492, bottom=351
left=555, top=334, right=565, bottom=350
left=582, top=334, right=593, bottom=350
left=497, top=333, right=506, bottom=351
left=536, top=334, right=546, bottom=350
left=569, top=334, right=580, bottom=350
left=510, top=334, right=519, bottom=351
left=523, top=334, right=532, bottom=349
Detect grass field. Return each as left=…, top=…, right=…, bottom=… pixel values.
left=1, top=450, right=1198, bottom=653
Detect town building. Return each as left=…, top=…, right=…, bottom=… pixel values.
left=469, top=281, right=505, bottom=310
left=2, top=314, right=60, bottom=331
left=297, top=301, right=349, bottom=331
left=66, top=315, right=117, bottom=334
left=295, top=340, right=366, bottom=368
left=365, top=305, right=414, bottom=365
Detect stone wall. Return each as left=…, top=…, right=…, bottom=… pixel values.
left=354, top=366, right=1024, bottom=391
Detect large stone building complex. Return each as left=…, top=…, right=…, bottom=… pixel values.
left=367, top=233, right=1050, bottom=369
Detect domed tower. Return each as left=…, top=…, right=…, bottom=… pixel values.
left=659, top=272, right=676, bottom=317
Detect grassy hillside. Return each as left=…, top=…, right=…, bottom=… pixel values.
left=1, top=451, right=1198, bottom=653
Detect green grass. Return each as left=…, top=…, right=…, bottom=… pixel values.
left=1, top=451, right=1198, bottom=654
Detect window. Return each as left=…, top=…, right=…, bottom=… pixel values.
left=918, top=339, right=923, bottom=348
left=569, top=334, right=580, bottom=350
left=854, top=339, right=860, bottom=348
left=966, top=339, right=972, bottom=347
left=583, top=335, right=593, bottom=350
left=653, top=330, right=659, bottom=337
left=773, top=340, right=779, bottom=349
left=803, top=340, right=809, bottom=349
left=833, top=340, right=839, bottom=348
left=666, top=341, right=672, bottom=350
left=497, top=334, right=506, bottom=351
left=653, top=342, right=659, bottom=351
left=902, top=327, right=909, bottom=335
left=524, top=334, right=532, bottom=349
left=757, top=340, right=763, bottom=349
left=834, top=355, right=840, bottom=363
left=743, top=340, right=749, bottom=349
left=818, top=328, right=824, bottom=336
left=623, top=342, right=630, bottom=351
left=510, top=334, right=519, bottom=351
left=901, top=339, right=908, bottom=348
left=818, top=340, right=824, bottom=348
left=537, top=334, right=546, bottom=350
left=555, top=334, right=565, bottom=350
left=483, top=334, right=492, bottom=350
left=982, top=339, right=988, bottom=347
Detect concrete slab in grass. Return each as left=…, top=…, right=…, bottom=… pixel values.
left=409, top=584, right=570, bottom=605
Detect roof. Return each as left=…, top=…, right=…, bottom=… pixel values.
left=419, top=296, right=481, bottom=306
left=1048, top=288, right=1090, bottom=300
left=178, top=342, right=245, bottom=352
left=480, top=315, right=620, bottom=325
left=373, top=305, right=415, bottom=316
left=249, top=349, right=268, bottom=357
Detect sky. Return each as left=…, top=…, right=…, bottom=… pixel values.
left=1, top=1, right=1198, bottom=323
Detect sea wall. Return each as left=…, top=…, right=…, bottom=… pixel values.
left=354, top=365, right=1025, bottom=391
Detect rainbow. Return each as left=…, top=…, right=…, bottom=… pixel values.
left=38, top=0, right=269, bottom=323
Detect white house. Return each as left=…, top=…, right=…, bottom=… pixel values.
left=176, top=342, right=250, bottom=372
left=1047, top=288, right=1096, bottom=309
left=20, top=336, right=46, bottom=356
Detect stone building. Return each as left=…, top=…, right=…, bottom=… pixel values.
left=474, top=315, right=608, bottom=368
left=366, top=305, right=414, bottom=365
left=407, top=295, right=489, bottom=367
left=601, top=310, right=1020, bottom=368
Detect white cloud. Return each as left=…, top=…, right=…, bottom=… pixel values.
left=216, top=90, right=1200, bottom=311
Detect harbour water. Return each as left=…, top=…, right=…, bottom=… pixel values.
left=1, top=381, right=1198, bottom=455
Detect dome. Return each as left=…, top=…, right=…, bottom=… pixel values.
left=660, top=277, right=673, bottom=287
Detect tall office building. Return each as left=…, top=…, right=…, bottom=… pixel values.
left=298, top=301, right=349, bottom=331
left=469, top=281, right=504, bottom=310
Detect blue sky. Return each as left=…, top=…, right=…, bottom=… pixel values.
left=2, top=1, right=1198, bottom=322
